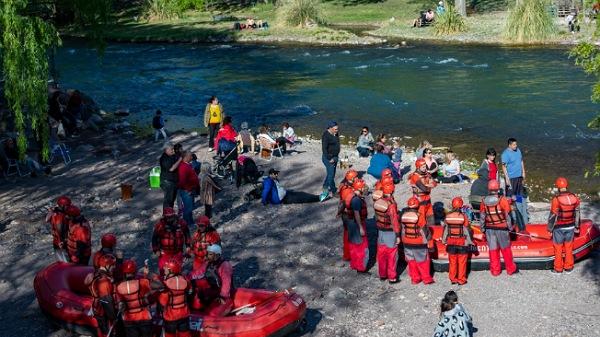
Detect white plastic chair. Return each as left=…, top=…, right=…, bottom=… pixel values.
left=257, top=135, right=283, bottom=161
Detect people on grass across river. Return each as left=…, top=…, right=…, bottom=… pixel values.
left=548, top=177, right=580, bottom=274
left=204, top=96, right=225, bottom=152
left=321, top=121, right=340, bottom=201
left=356, top=126, right=374, bottom=157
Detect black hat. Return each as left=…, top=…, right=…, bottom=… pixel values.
left=268, top=168, right=280, bottom=175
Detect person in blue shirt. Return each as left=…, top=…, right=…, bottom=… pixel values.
left=367, top=144, right=400, bottom=182
left=152, top=109, right=168, bottom=142
left=262, top=169, right=319, bottom=205
left=501, top=138, right=526, bottom=197
left=436, top=1, right=445, bottom=15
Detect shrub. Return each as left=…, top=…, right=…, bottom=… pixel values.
left=505, top=0, right=556, bottom=43
left=143, top=0, right=184, bottom=21
left=434, top=4, right=467, bottom=35
left=276, top=0, right=325, bottom=28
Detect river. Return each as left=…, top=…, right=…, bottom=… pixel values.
left=56, top=41, right=600, bottom=199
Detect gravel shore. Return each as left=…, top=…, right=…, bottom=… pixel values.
left=0, top=130, right=598, bottom=337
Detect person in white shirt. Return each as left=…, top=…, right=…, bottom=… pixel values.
left=258, top=125, right=287, bottom=154
left=282, top=122, right=297, bottom=145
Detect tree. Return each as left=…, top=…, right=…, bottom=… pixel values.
left=455, top=0, right=466, bottom=17
left=505, top=0, right=556, bottom=43
left=0, top=0, right=112, bottom=159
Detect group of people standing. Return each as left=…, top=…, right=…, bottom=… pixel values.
left=46, top=195, right=233, bottom=337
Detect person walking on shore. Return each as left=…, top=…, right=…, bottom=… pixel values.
left=160, top=143, right=181, bottom=208
left=501, top=138, right=525, bottom=197
left=152, top=109, right=168, bottom=142
left=321, top=121, right=340, bottom=201
left=548, top=177, right=580, bottom=274
left=203, top=96, right=225, bottom=152
left=177, top=151, right=199, bottom=227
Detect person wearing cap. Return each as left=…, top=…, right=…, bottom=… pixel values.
left=236, top=121, right=255, bottom=154
left=152, top=207, right=191, bottom=275
left=338, top=179, right=369, bottom=273
left=548, top=177, right=580, bottom=274
left=262, top=168, right=320, bottom=205
left=480, top=179, right=518, bottom=276
left=436, top=1, right=445, bottom=15
left=188, top=244, right=233, bottom=316
left=191, top=216, right=221, bottom=270
left=321, top=121, right=340, bottom=201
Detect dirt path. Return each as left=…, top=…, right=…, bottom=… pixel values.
left=0, top=131, right=599, bottom=337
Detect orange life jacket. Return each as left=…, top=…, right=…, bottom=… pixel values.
left=339, top=183, right=352, bottom=200
left=555, top=192, right=579, bottom=226
left=482, top=196, right=508, bottom=230
left=159, top=226, right=186, bottom=255
left=164, top=275, right=188, bottom=310
left=401, top=209, right=426, bottom=246
left=374, top=197, right=394, bottom=231
left=191, top=230, right=220, bottom=261
left=49, top=209, right=67, bottom=247
left=89, top=271, right=114, bottom=314
left=409, top=172, right=434, bottom=201
left=445, top=211, right=468, bottom=246
left=67, top=220, right=91, bottom=257
left=343, top=194, right=367, bottom=221
left=116, top=279, right=152, bottom=320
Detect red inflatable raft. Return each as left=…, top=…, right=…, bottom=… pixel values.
left=431, top=219, right=600, bottom=271
left=34, top=262, right=307, bottom=337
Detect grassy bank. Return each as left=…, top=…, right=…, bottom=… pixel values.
left=64, top=0, right=598, bottom=46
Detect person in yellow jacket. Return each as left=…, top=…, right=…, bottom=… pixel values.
left=203, top=96, right=225, bottom=152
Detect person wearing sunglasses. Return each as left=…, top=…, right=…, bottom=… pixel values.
left=356, top=126, right=374, bottom=157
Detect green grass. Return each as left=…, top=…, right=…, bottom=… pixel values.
left=63, top=0, right=597, bottom=45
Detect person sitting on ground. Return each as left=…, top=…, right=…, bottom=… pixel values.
left=257, top=125, right=287, bottom=155
left=236, top=122, right=255, bottom=154
left=214, top=116, right=237, bottom=156
left=438, top=150, right=469, bottom=183
left=436, top=1, right=445, bottom=15
left=235, top=155, right=261, bottom=188
left=367, top=144, right=400, bottom=182
left=188, top=244, right=233, bottom=317
left=261, top=168, right=320, bottom=205
left=356, top=126, right=374, bottom=157
left=3, top=137, right=51, bottom=177
left=199, top=163, right=222, bottom=219
left=282, top=122, right=297, bottom=145
left=413, top=9, right=435, bottom=27
left=433, top=290, right=473, bottom=337
left=416, top=140, right=432, bottom=159
left=152, top=109, right=168, bottom=142
left=376, top=134, right=392, bottom=156
left=423, top=148, right=439, bottom=177
left=391, top=138, right=403, bottom=173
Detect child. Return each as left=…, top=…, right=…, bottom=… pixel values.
left=152, top=109, right=167, bottom=142
left=433, top=291, right=473, bottom=337
left=199, top=163, right=222, bottom=218
left=391, top=138, right=403, bottom=173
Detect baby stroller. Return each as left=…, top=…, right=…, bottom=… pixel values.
left=212, top=142, right=239, bottom=181
left=235, top=156, right=262, bottom=188
left=244, top=177, right=264, bottom=202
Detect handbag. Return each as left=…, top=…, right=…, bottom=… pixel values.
left=57, top=121, right=66, bottom=138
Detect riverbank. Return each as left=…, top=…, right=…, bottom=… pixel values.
left=1, top=123, right=599, bottom=337
left=63, top=2, right=596, bottom=46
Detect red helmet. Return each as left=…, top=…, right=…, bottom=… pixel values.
left=121, top=259, right=137, bottom=274
left=381, top=168, right=392, bottom=178
left=487, top=179, right=500, bottom=191
left=415, top=158, right=426, bottom=169
left=345, top=170, right=358, bottom=181
left=163, top=207, right=176, bottom=217
left=164, top=258, right=182, bottom=274
left=65, top=205, right=81, bottom=217
left=98, top=254, right=116, bottom=269
left=352, top=178, right=366, bottom=191
left=382, top=183, right=395, bottom=195
left=196, top=215, right=210, bottom=226
left=451, top=197, right=464, bottom=209
left=101, top=233, right=117, bottom=249
left=555, top=177, right=568, bottom=189
left=381, top=176, right=394, bottom=186
left=57, top=196, right=72, bottom=208
left=407, top=197, right=420, bottom=208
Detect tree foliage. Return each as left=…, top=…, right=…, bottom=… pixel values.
left=276, top=0, right=325, bottom=28
left=434, top=3, right=467, bottom=36
left=505, top=0, right=556, bottom=43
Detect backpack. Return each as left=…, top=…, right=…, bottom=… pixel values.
left=152, top=116, right=163, bottom=129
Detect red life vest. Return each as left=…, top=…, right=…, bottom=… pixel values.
left=409, top=172, right=434, bottom=202
left=163, top=275, right=188, bottom=310
left=344, top=194, right=367, bottom=221
left=116, top=279, right=151, bottom=320
left=89, top=271, right=114, bottom=314
left=401, top=209, right=425, bottom=246
left=482, top=196, right=508, bottom=230
left=445, top=211, right=467, bottom=246
left=49, top=209, right=67, bottom=248
left=555, top=192, right=579, bottom=226
left=191, top=230, right=220, bottom=261
left=159, top=225, right=186, bottom=255
left=374, top=197, right=394, bottom=231
left=339, top=183, right=352, bottom=201
left=67, top=220, right=91, bottom=257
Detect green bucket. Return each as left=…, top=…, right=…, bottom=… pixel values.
left=149, top=166, right=161, bottom=188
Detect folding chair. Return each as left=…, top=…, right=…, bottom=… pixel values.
left=257, top=136, right=283, bottom=161
left=49, top=143, right=72, bottom=165
left=5, top=158, right=31, bottom=177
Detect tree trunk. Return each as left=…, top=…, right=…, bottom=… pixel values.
left=455, top=0, right=467, bottom=16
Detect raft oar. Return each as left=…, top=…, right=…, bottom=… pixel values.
left=106, top=307, right=124, bottom=337
left=509, top=231, right=552, bottom=240
left=230, top=287, right=295, bottom=315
